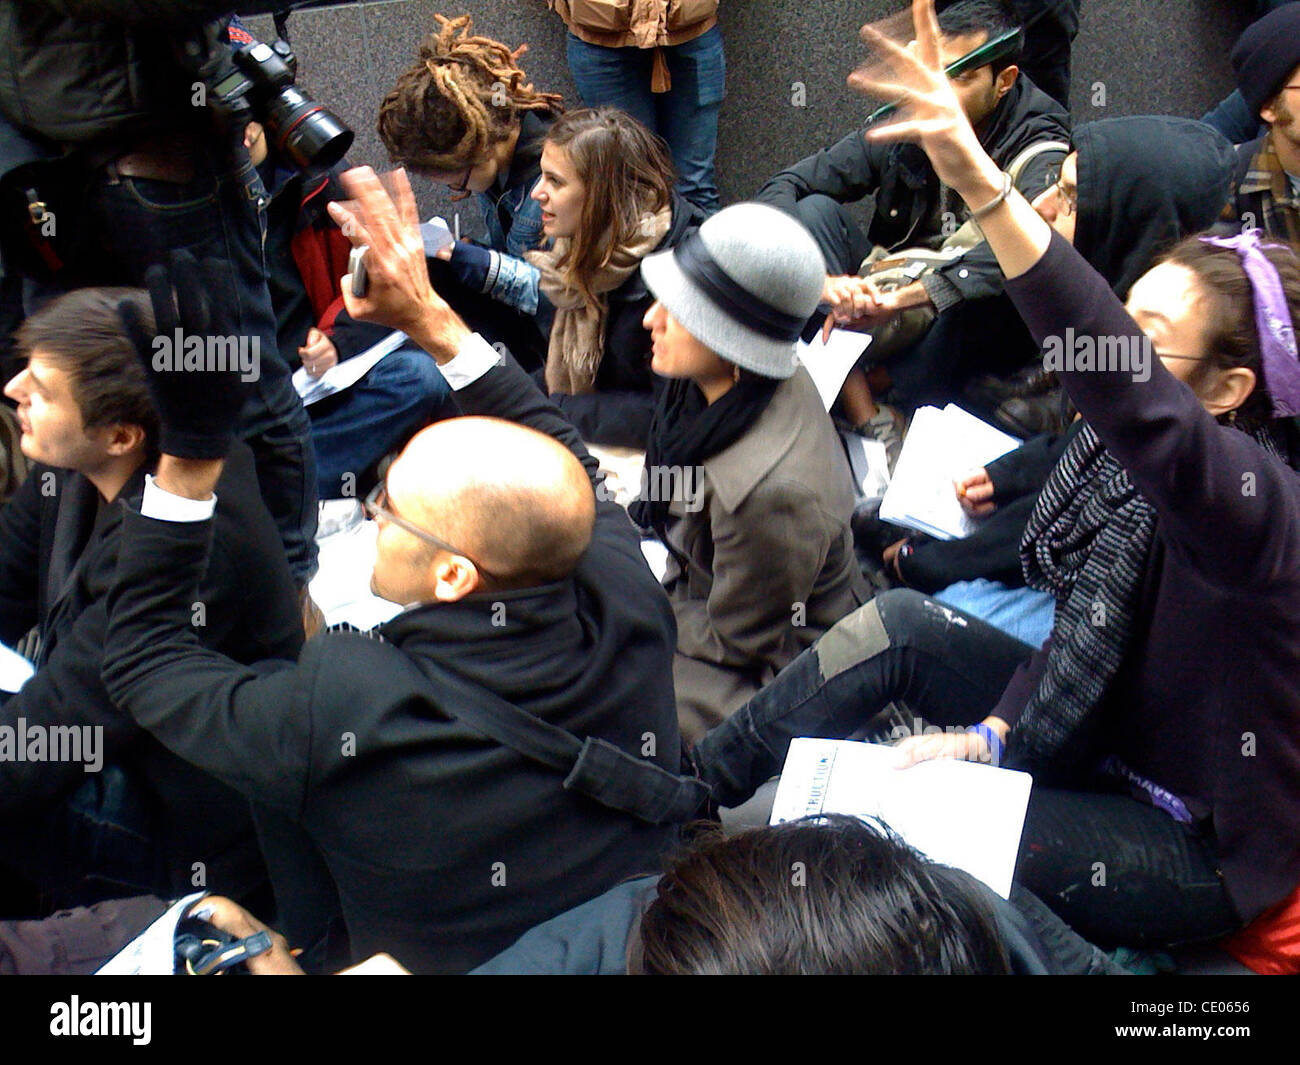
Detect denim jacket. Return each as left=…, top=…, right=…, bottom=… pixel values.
left=450, top=109, right=557, bottom=320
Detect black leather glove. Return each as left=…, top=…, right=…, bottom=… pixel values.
left=117, top=251, right=250, bottom=460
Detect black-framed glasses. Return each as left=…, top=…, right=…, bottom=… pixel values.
left=364, top=480, right=498, bottom=581
left=449, top=165, right=473, bottom=193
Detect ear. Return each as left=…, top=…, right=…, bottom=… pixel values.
left=1260, top=95, right=1281, bottom=127
left=1200, top=365, right=1258, bottom=419
left=429, top=553, right=482, bottom=603
left=100, top=422, right=146, bottom=458
left=995, top=64, right=1019, bottom=99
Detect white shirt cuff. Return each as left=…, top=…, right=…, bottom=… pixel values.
left=439, top=332, right=504, bottom=390
left=142, top=475, right=217, bottom=522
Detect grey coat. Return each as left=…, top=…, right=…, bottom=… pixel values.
left=664, top=366, right=868, bottom=742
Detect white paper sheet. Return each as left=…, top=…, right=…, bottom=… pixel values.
left=841, top=432, right=891, bottom=502
left=795, top=329, right=873, bottom=410
left=0, top=640, right=35, bottom=694
left=878, top=404, right=1020, bottom=541
left=293, top=329, right=408, bottom=407
left=96, top=892, right=206, bottom=975
left=770, top=737, right=1032, bottom=898
left=420, top=216, right=455, bottom=257
left=309, top=513, right=403, bottom=630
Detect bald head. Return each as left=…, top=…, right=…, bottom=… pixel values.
left=387, top=417, right=596, bottom=590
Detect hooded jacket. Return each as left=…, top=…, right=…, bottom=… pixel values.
left=1072, top=116, right=1239, bottom=300
left=898, top=117, right=1238, bottom=594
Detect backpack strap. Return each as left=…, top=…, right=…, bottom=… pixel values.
left=1004, top=139, right=1071, bottom=189
left=410, top=655, right=711, bottom=825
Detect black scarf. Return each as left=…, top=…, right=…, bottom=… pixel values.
left=1011, top=419, right=1289, bottom=778
left=630, top=373, right=780, bottom=537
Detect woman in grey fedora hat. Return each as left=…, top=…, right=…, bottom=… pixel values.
left=631, top=202, right=869, bottom=744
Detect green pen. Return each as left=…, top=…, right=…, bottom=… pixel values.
left=864, top=27, right=1024, bottom=125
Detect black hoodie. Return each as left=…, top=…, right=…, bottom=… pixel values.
left=899, top=117, right=1237, bottom=594
left=1073, top=116, right=1237, bottom=300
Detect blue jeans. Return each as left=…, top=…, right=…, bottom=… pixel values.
left=566, top=26, right=724, bottom=216
left=75, top=128, right=319, bottom=581
left=309, top=346, right=452, bottom=500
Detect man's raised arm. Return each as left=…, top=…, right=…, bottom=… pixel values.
left=326, top=167, right=606, bottom=495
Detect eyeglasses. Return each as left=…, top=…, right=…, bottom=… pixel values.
left=449, top=165, right=473, bottom=193
left=1044, top=164, right=1078, bottom=218
left=363, top=480, right=498, bottom=581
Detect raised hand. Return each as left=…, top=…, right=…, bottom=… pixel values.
left=116, top=251, right=250, bottom=461
left=850, top=0, right=1003, bottom=202
left=327, top=167, right=470, bottom=362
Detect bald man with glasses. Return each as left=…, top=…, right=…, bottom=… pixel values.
left=97, top=170, right=695, bottom=974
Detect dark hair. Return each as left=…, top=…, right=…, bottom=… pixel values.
left=16, top=287, right=160, bottom=455
left=541, top=107, right=675, bottom=307
left=937, top=0, right=1022, bottom=77
left=1159, top=235, right=1300, bottom=432
left=632, top=815, right=1011, bottom=975
left=378, top=13, right=563, bottom=175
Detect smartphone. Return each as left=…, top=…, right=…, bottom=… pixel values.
left=348, top=244, right=369, bottom=298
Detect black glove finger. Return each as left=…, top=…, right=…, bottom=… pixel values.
left=197, top=256, right=240, bottom=338
left=116, top=297, right=156, bottom=365
left=170, top=249, right=212, bottom=337
left=144, top=262, right=181, bottom=338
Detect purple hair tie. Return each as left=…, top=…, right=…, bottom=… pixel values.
left=1198, top=229, right=1300, bottom=419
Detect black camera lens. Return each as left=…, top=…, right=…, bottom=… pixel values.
left=265, top=87, right=354, bottom=172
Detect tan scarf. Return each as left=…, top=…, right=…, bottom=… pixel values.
left=528, top=205, right=672, bottom=395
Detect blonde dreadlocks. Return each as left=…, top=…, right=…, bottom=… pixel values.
left=378, top=14, right=564, bottom=174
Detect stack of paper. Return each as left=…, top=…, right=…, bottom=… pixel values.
left=878, top=404, right=1020, bottom=540
left=770, top=737, right=1033, bottom=898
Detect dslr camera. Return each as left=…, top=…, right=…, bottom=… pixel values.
left=199, top=23, right=353, bottom=173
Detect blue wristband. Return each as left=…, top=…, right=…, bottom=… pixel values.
left=966, top=722, right=1004, bottom=766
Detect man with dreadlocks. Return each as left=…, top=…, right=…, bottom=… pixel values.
left=378, top=14, right=565, bottom=370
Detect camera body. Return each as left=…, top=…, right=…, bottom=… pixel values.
left=204, top=32, right=353, bottom=173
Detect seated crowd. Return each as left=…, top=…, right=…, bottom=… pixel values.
left=1, top=0, right=1299, bottom=977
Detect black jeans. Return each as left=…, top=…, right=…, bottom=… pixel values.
left=25, top=128, right=319, bottom=581
left=695, top=589, right=1242, bottom=948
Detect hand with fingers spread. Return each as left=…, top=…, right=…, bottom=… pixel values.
left=955, top=466, right=996, bottom=516
left=326, top=167, right=471, bottom=363
left=116, top=250, right=250, bottom=461
left=851, top=0, right=1004, bottom=204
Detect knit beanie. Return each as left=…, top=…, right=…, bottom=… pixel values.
left=1232, top=3, right=1300, bottom=117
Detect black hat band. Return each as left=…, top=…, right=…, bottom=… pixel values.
left=673, top=232, right=807, bottom=343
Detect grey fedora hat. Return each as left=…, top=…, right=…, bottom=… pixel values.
left=640, top=202, right=825, bottom=380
